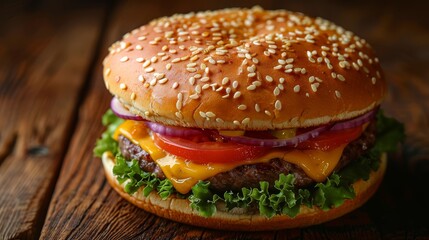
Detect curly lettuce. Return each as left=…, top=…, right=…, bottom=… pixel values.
left=94, top=110, right=404, bottom=218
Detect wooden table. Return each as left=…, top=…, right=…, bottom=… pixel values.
left=1, top=0, right=428, bottom=239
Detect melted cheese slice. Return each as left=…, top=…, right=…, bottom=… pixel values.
left=113, top=120, right=347, bottom=194
left=113, top=120, right=165, bottom=160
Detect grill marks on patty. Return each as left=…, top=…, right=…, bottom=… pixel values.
left=117, top=121, right=377, bottom=193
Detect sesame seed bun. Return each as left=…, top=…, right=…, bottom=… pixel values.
left=103, top=7, right=385, bottom=130
left=102, top=152, right=386, bottom=231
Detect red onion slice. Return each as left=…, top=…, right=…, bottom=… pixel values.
left=222, top=125, right=330, bottom=147
left=145, top=121, right=206, bottom=137
left=110, top=97, right=144, bottom=121
left=330, top=109, right=376, bottom=131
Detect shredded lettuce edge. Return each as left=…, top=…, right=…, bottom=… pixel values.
left=94, top=110, right=404, bottom=218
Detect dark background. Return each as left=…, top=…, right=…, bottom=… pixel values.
left=0, top=0, right=428, bottom=239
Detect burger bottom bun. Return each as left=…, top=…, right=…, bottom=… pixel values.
left=102, top=152, right=387, bottom=231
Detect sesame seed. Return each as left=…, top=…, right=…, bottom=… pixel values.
left=335, top=90, right=341, bottom=98
left=158, top=78, right=168, bottom=84
left=105, top=68, right=111, bottom=76
left=233, top=91, right=241, bottom=99
left=311, top=83, right=320, bottom=92
left=371, top=77, right=377, bottom=84
left=331, top=72, right=337, bottom=79
left=172, top=82, right=179, bottom=89
left=200, top=77, right=210, bottom=82
left=357, top=59, right=363, bottom=67
left=190, top=55, right=199, bottom=62
left=187, top=62, right=197, bottom=68
left=273, top=65, right=283, bottom=70
left=172, top=58, right=181, bottom=63
left=186, top=68, right=197, bottom=73
left=238, top=104, right=247, bottom=110
left=216, top=118, right=224, bottom=123
left=232, top=81, right=238, bottom=89
left=189, top=77, right=196, bottom=85
left=233, top=120, right=240, bottom=125
left=161, top=55, right=170, bottom=61
left=131, top=92, right=136, bottom=100
left=176, top=100, right=182, bottom=111
left=337, top=74, right=345, bottom=81
left=265, top=75, right=273, bottom=82
left=248, top=73, right=256, bottom=78
left=275, top=100, right=282, bottom=110
left=138, top=75, right=145, bottom=82
left=119, top=83, right=127, bottom=90
left=293, top=85, right=301, bottom=93
left=279, top=77, right=285, bottom=83
left=285, top=58, right=294, bottom=63
left=206, top=112, right=216, bottom=118
left=136, top=57, right=144, bottom=63
left=175, top=111, right=183, bottom=119
left=120, top=41, right=130, bottom=49
left=242, top=118, right=250, bottom=125
left=189, top=93, right=199, bottom=99
left=247, top=85, right=256, bottom=91
left=149, top=79, right=157, bottom=86
left=166, top=63, right=172, bottom=70
left=247, top=65, right=256, bottom=72
left=135, top=45, right=143, bottom=50
left=142, top=60, right=151, bottom=68
left=265, top=110, right=272, bottom=116
left=273, top=87, right=280, bottom=96
left=154, top=73, right=165, bottom=79
left=222, top=77, right=229, bottom=85
left=199, top=111, right=207, bottom=118
left=145, top=67, right=154, bottom=73
left=195, top=85, right=202, bottom=93
left=255, top=104, right=261, bottom=112
left=150, top=56, right=158, bottom=63
left=120, top=56, right=129, bottom=62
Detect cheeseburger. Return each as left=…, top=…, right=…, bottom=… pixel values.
left=94, top=7, right=404, bottom=230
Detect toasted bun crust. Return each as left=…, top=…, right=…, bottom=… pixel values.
left=102, top=7, right=386, bottom=130
left=102, top=152, right=386, bottom=230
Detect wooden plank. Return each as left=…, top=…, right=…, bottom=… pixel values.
left=41, top=0, right=428, bottom=239
left=0, top=7, right=106, bottom=240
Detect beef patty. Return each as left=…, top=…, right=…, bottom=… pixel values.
left=118, top=121, right=376, bottom=193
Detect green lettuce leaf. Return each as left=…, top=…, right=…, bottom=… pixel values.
left=93, top=110, right=124, bottom=157
left=95, top=110, right=404, bottom=218
left=112, top=154, right=174, bottom=199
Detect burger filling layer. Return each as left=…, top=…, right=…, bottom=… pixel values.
left=117, top=121, right=376, bottom=193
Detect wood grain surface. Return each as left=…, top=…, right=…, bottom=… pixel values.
left=1, top=0, right=428, bottom=239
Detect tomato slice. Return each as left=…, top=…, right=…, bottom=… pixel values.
left=296, top=126, right=364, bottom=151
left=153, top=133, right=269, bottom=164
